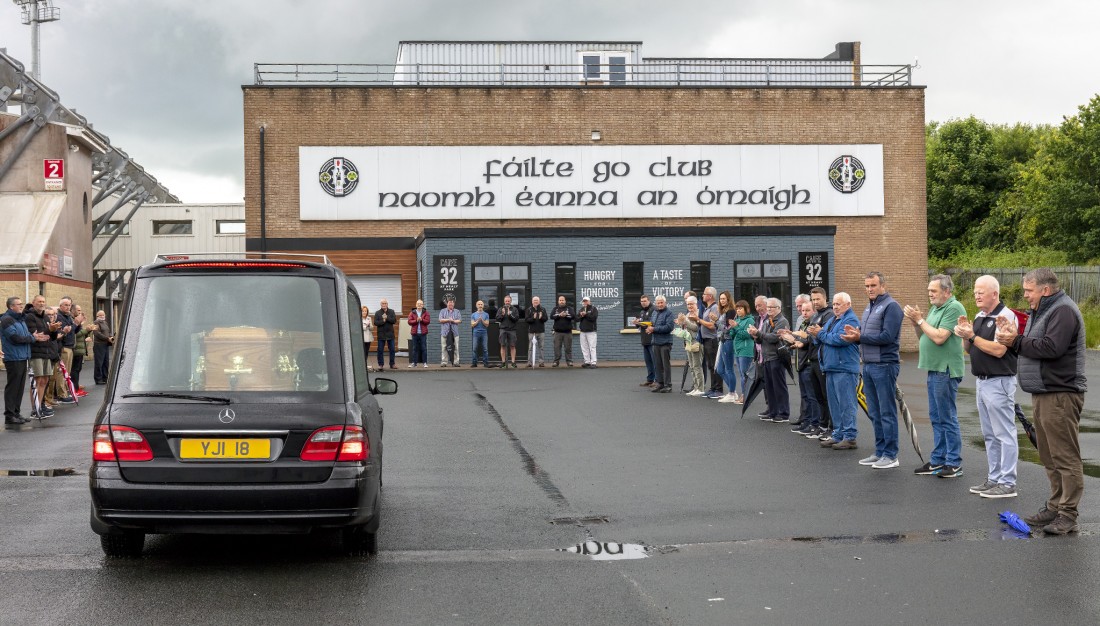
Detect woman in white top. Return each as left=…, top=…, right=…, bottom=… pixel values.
left=361, top=306, right=374, bottom=371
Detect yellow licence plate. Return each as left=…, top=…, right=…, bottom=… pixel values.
left=179, top=438, right=271, bottom=460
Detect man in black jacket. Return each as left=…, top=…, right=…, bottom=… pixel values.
left=46, top=297, right=76, bottom=405
left=374, top=299, right=398, bottom=370
left=996, top=268, right=1088, bottom=535
left=24, top=296, right=59, bottom=418
left=496, top=295, right=520, bottom=368
left=551, top=296, right=575, bottom=367
left=578, top=297, right=599, bottom=368
left=525, top=296, right=548, bottom=367
left=634, top=295, right=656, bottom=386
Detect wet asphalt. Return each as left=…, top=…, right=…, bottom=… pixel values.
left=1, top=355, right=1100, bottom=625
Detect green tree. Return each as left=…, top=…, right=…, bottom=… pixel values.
left=925, top=117, right=1011, bottom=258
left=997, top=95, right=1100, bottom=261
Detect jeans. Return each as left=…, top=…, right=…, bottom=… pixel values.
left=827, top=371, right=859, bottom=442
left=441, top=334, right=460, bottom=365
left=927, top=371, right=963, bottom=467
left=863, top=362, right=900, bottom=459
left=410, top=334, right=428, bottom=365
left=553, top=332, right=573, bottom=363
left=580, top=332, right=597, bottom=365
left=528, top=333, right=544, bottom=365
left=976, top=375, right=1018, bottom=486
left=93, top=344, right=111, bottom=383
left=715, top=341, right=737, bottom=393
left=763, top=359, right=789, bottom=418
left=736, top=356, right=753, bottom=396
left=652, top=343, right=672, bottom=387
left=4, top=360, right=28, bottom=417
left=641, top=343, right=655, bottom=382
left=376, top=339, right=395, bottom=368
left=702, top=338, right=721, bottom=392
left=798, top=367, right=821, bottom=426
left=472, top=333, right=489, bottom=365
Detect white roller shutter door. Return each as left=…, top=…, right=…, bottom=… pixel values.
left=348, top=275, right=403, bottom=314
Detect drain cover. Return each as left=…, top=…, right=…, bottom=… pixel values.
left=550, top=515, right=610, bottom=525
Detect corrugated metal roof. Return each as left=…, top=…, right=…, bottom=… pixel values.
left=0, top=192, right=65, bottom=269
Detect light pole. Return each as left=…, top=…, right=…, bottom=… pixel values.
left=11, top=0, right=60, bottom=81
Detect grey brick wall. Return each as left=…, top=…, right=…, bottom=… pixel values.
left=415, top=233, right=834, bottom=362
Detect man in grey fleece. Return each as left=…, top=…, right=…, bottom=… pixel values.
left=996, top=268, right=1087, bottom=535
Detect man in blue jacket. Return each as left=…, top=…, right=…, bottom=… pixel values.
left=812, top=292, right=861, bottom=449
left=648, top=295, right=676, bottom=393
left=841, top=272, right=905, bottom=468
left=2, top=296, right=46, bottom=424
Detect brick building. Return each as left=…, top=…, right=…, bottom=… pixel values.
left=243, top=41, right=926, bottom=362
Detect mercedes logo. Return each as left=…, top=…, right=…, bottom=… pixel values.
left=218, top=408, right=236, bottom=424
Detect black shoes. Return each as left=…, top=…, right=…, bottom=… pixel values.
left=567, top=362, right=574, bottom=367
left=913, top=462, right=944, bottom=475
left=937, top=466, right=964, bottom=479
left=5, top=415, right=29, bottom=425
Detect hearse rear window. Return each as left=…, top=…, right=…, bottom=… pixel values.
left=120, top=274, right=340, bottom=397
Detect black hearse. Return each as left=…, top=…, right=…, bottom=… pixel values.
left=90, top=254, right=394, bottom=557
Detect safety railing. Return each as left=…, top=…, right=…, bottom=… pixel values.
left=254, top=62, right=913, bottom=87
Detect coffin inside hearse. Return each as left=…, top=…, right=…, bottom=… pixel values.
left=194, top=327, right=326, bottom=392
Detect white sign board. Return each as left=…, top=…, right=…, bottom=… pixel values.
left=300, top=145, right=884, bottom=221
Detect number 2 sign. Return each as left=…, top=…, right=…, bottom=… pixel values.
left=44, top=159, right=64, bottom=190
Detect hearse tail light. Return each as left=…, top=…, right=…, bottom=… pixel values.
left=300, top=426, right=368, bottom=462
left=93, top=425, right=154, bottom=462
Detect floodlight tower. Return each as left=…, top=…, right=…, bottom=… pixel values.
left=12, top=0, right=60, bottom=80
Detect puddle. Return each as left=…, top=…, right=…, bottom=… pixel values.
left=559, top=540, right=651, bottom=560
left=0, top=468, right=78, bottom=477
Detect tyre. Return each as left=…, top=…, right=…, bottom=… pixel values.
left=342, top=525, right=378, bottom=556
left=100, top=531, right=145, bottom=558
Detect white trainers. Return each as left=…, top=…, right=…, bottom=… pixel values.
left=408, top=364, right=415, bottom=368
left=687, top=389, right=706, bottom=397
left=872, top=457, right=900, bottom=469
left=717, top=393, right=738, bottom=403
left=422, top=363, right=429, bottom=368
left=858, top=455, right=880, bottom=466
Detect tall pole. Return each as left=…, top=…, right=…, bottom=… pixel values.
left=29, top=3, right=38, bottom=79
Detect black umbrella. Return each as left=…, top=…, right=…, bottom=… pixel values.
left=739, top=373, right=766, bottom=418
left=896, top=387, right=925, bottom=462
left=1015, top=403, right=1038, bottom=448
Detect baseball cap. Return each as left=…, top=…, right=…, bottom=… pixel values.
left=582, top=296, right=591, bottom=302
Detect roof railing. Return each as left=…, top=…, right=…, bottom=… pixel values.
left=153, top=252, right=332, bottom=265
left=254, top=62, right=913, bottom=87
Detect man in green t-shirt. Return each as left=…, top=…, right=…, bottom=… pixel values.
left=903, top=274, right=968, bottom=477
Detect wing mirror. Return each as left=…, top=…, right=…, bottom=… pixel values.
left=372, top=377, right=398, bottom=395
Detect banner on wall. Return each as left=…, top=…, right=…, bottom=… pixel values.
left=433, top=255, right=465, bottom=309
left=300, top=144, right=884, bottom=221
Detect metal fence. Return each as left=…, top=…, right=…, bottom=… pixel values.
left=937, top=267, right=1100, bottom=304
left=253, top=63, right=912, bottom=87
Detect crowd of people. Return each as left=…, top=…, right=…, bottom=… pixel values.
left=359, top=293, right=604, bottom=370
left=633, top=269, right=1087, bottom=536
left=4, top=267, right=1088, bottom=535
left=2, top=295, right=113, bottom=424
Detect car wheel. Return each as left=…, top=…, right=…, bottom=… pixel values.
left=100, top=531, right=145, bottom=558
left=342, top=525, right=378, bottom=556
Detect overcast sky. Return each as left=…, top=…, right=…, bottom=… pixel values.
left=1, top=0, right=1097, bottom=203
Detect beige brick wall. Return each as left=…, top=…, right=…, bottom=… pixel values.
left=242, top=86, right=927, bottom=350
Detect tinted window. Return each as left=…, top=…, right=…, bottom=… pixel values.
left=119, top=274, right=341, bottom=400
left=348, top=287, right=368, bottom=395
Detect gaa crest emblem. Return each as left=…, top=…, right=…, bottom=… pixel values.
left=828, top=156, right=866, bottom=194
left=319, top=157, right=359, bottom=197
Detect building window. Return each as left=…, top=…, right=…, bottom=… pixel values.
left=578, top=52, right=630, bottom=84
left=623, top=262, right=644, bottom=327
left=473, top=263, right=531, bottom=312
left=152, top=220, right=193, bottom=235
left=735, top=261, right=792, bottom=321
left=555, top=262, right=576, bottom=309
left=690, top=261, right=711, bottom=297
left=216, top=220, right=245, bottom=234
left=99, top=221, right=130, bottom=237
